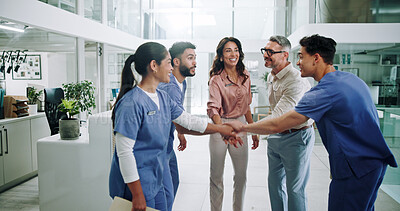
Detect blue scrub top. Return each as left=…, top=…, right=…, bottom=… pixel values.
left=158, top=74, right=187, bottom=154
left=295, top=71, right=397, bottom=179
left=109, top=86, right=183, bottom=201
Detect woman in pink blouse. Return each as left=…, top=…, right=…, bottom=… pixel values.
left=207, top=37, right=259, bottom=211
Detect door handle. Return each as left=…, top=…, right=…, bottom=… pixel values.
left=4, top=128, right=8, bottom=154
left=0, top=130, right=2, bottom=156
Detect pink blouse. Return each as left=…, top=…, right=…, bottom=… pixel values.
left=207, top=69, right=252, bottom=119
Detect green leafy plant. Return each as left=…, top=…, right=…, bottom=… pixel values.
left=58, top=99, right=80, bottom=119
left=61, top=80, right=96, bottom=115
left=27, top=87, right=43, bottom=105
left=262, top=71, right=269, bottom=85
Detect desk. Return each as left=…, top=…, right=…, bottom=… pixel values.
left=37, top=111, right=113, bottom=211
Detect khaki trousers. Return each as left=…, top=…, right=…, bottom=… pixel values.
left=209, top=115, right=248, bottom=211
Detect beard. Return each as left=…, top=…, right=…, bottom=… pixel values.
left=179, top=64, right=195, bottom=77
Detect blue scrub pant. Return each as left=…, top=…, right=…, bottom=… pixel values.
left=164, top=150, right=179, bottom=211
left=267, top=127, right=315, bottom=211
left=328, top=162, right=387, bottom=211
left=146, top=187, right=168, bottom=211
left=170, top=150, right=180, bottom=196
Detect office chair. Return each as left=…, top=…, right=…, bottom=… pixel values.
left=44, top=88, right=66, bottom=135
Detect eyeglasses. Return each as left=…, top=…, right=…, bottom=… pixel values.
left=260, top=48, right=286, bottom=56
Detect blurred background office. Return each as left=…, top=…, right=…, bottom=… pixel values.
left=0, top=0, right=399, bottom=210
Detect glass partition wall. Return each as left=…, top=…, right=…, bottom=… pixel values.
left=0, top=22, right=77, bottom=96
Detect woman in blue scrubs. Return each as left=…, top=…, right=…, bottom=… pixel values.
left=109, top=42, right=239, bottom=211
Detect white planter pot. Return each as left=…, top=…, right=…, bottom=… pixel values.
left=28, top=104, right=37, bottom=115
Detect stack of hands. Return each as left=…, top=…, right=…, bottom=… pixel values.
left=220, top=121, right=258, bottom=150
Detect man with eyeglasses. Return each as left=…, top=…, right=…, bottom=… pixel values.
left=260, top=35, right=315, bottom=211
left=158, top=41, right=197, bottom=211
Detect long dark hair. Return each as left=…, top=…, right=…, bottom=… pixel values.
left=209, top=37, right=248, bottom=85
left=112, top=42, right=168, bottom=127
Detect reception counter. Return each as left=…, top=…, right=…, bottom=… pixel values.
left=37, top=111, right=113, bottom=211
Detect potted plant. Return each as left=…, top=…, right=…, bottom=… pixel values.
left=62, top=80, right=96, bottom=116
left=58, top=80, right=96, bottom=140
left=27, top=87, right=43, bottom=115
left=58, top=99, right=80, bottom=140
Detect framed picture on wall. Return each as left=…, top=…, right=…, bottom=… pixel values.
left=12, top=55, right=42, bottom=80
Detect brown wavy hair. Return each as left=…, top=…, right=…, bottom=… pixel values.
left=209, top=37, right=248, bottom=85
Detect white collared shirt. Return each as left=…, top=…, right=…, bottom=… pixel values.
left=265, top=63, right=314, bottom=129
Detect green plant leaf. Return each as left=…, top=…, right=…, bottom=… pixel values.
left=61, top=80, right=96, bottom=116
left=27, top=87, right=43, bottom=105
left=58, top=99, right=80, bottom=119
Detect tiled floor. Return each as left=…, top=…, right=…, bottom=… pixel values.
left=0, top=130, right=399, bottom=211
left=0, top=177, right=39, bottom=211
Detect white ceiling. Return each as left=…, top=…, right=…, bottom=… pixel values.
left=0, top=19, right=399, bottom=55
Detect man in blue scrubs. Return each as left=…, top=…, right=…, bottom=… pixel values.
left=226, top=34, right=397, bottom=211
left=158, top=42, right=197, bottom=210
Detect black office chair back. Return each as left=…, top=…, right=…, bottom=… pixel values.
left=44, top=88, right=66, bottom=135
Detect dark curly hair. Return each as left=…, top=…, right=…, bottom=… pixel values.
left=299, top=34, right=337, bottom=65
left=209, top=37, right=248, bottom=85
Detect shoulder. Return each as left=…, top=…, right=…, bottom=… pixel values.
left=282, top=67, right=305, bottom=86
left=115, top=88, right=143, bottom=112
left=158, top=81, right=179, bottom=93
left=158, top=80, right=174, bottom=90
left=209, top=74, right=223, bottom=85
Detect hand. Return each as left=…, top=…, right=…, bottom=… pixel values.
left=131, top=191, right=146, bottom=211
left=218, top=124, right=237, bottom=137
left=177, top=133, right=187, bottom=151
left=251, top=135, right=259, bottom=150
left=222, top=135, right=244, bottom=148
left=224, top=120, right=245, bottom=132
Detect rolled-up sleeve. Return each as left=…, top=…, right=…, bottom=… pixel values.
left=207, top=77, right=222, bottom=118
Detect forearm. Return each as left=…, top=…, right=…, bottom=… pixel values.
left=211, top=114, right=222, bottom=124
left=127, top=180, right=144, bottom=200
left=115, top=133, right=139, bottom=183
left=242, top=118, right=280, bottom=135
left=244, top=107, right=254, bottom=124
left=242, top=110, right=309, bottom=135
left=174, top=123, right=204, bottom=135
left=174, top=122, right=229, bottom=135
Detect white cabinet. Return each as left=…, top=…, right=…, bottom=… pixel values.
left=30, top=117, right=50, bottom=171
left=0, top=120, right=32, bottom=184
left=0, top=141, right=3, bottom=186
left=0, top=113, right=49, bottom=191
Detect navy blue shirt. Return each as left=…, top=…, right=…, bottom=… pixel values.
left=295, top=71, right=397, bottom=179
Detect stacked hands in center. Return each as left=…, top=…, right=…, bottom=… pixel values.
left=220, top=121, right=246, bottom=148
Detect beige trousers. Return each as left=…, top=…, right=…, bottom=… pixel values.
left=209, top=115, right=248, bottom=211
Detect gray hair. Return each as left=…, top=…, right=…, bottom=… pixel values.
left=269, top=35, right=291, bottom=52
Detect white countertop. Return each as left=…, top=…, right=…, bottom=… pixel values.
left=0, top=112, right=46, bottom=124
left=37, top=127, right=89, bottom=145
